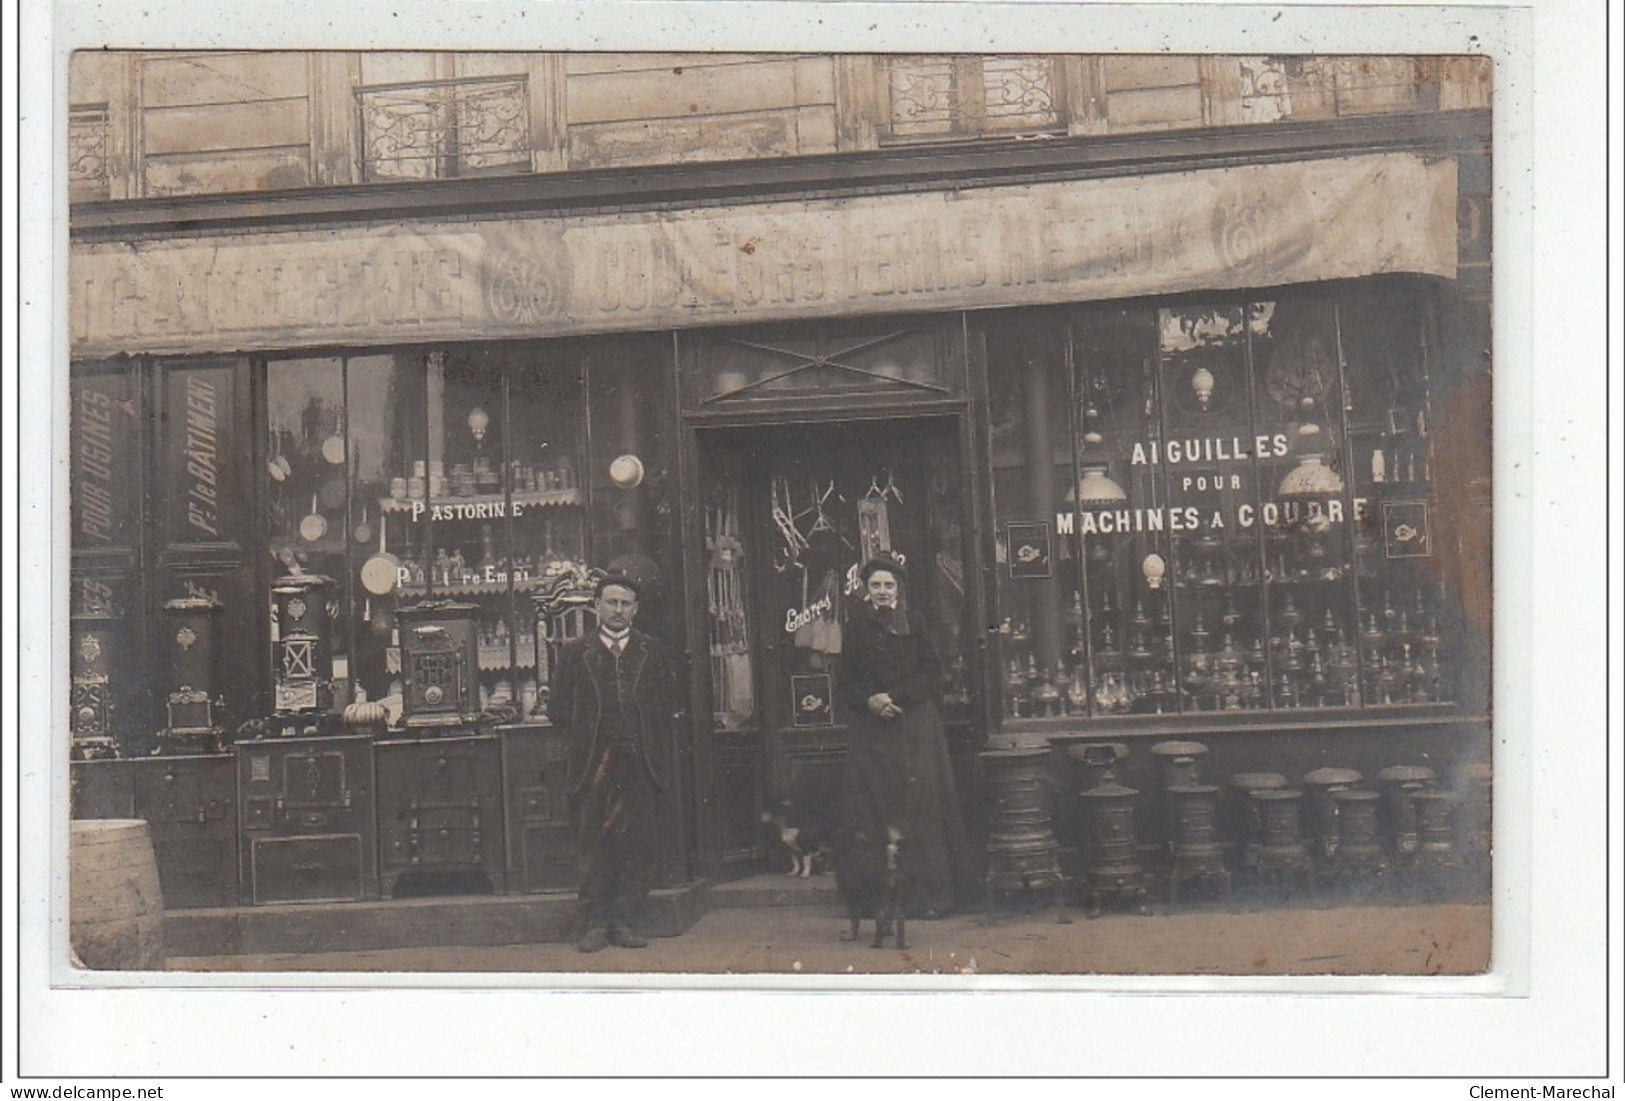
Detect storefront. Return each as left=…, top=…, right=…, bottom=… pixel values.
left=67, top=72, right=1492, bottom=908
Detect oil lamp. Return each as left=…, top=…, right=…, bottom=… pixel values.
left=1077, top=463, right=1128, bottom=505
left=1277, top=399, right=1345, bottom=499
left=466, top=405, right=490, bottom=443
left=1190, top=365, right=1215, bottom=408
left=1076, top=405, right=1127, bottom=505
left=1142, top=553, right=1167, bottom=590
left=1004, top=658, right=1029, bottom=718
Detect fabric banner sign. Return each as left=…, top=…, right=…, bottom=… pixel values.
left=71, top=151, right=1457, bottom=356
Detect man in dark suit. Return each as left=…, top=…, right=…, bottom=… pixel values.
left=547, top=574, right=678, bottom=953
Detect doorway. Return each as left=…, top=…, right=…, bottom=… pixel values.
left=698, top=416, right=976, bottom=870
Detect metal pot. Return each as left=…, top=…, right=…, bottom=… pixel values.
left=360, top=524, right=401, bottom=595
left=298, top=494, right=327, bottom=542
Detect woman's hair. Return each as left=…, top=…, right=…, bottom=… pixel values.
left=860, top=554, right=907, bottom=585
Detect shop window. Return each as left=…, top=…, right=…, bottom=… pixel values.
left=264, top=339, right=674, bottom=723
left=988, top=281, right=1451, bottom=724
left=265, top=348, right=589, bottom=718
left=69, top=362, right=148, bottom=754
left=703, top=461, right=755, bottom=732
left=584, top=338, right=678, bottom=627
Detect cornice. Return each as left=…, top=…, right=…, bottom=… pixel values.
left=69, top=109, right=1491, bottom=243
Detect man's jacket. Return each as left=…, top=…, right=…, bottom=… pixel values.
left=546, top=629, right=677, bottom=794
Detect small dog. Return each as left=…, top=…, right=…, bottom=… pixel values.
left=763, top=803, right=825, bottom=878
left=837, top=826, right=908, bottom=950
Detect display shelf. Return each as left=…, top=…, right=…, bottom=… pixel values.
left=479, top=646, right=536, bottom=672
left=377, top=488, right=582, bottom=515
left=397, top=578, right=543, bottom=598
left=1003, top=702, right=1477, bottom=740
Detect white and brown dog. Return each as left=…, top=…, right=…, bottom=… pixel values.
left=763, top=802, right=826, bottom=878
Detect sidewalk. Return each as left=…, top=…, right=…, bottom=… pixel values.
left=165, top=872, right=1492, bottom=978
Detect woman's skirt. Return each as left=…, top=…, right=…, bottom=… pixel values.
left=838, top=699, right=980, bottom=916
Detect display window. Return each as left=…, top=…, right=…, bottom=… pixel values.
left=69, top=362, right=150, bottom=753
left=988, top=278, right=1453, bottom=724
left=263, top=338, right=673, bottom=721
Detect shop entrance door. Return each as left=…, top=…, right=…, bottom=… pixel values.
left=698, top=416, right=975, bottom=870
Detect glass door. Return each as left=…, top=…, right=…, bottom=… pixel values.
left=717, top=417, right=970, bottom=841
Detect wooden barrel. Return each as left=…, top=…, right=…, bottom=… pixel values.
left=70, top=819, right=165, bottom=970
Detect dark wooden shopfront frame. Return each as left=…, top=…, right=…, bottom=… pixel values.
left=67, top=106, right=1493, bottom=895
left=670, top=312, right=995, bottom=878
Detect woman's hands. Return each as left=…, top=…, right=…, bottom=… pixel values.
left=867, top=692, right=903, bottom=720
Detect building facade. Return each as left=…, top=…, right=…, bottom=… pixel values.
left=66, top=51, right=1493, bottom=910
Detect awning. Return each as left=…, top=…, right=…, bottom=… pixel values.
left=70, top=151, right=1457, bottom=356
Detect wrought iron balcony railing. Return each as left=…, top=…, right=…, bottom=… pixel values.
left=1239, top=57, right=1434, bottom=123
left=357, top=75, right=531, bottom=182
left=69, top=103, right=111, bottom=200
left=883, top=56, right=1064, bottom=143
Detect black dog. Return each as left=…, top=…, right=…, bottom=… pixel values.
left=762, top=802, right=825, bottom=878
left=836, top=826, right=908, bottom=949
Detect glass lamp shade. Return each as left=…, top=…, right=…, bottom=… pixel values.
left=1142, top=553, right=1167, bottom=589
left=1278, top=453, right=1345, bottom=497
left=1191, top=366, right=1215, bottom=406
left=466, top=406, right=490, bottom=441
left=1277, top=422, right=1344, bottom=497
left=1077, top=463, right=1128, bottom=505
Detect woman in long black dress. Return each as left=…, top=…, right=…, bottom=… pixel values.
left=837, top=555, right=979, bottom=918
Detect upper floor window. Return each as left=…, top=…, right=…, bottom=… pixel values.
left=358, top=74, right=532, bottom=182
left=881, top=55, right=1065, bottom=143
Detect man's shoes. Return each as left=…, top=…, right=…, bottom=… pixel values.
left=607, top=924, right=648, bottom=949
left=576, top=926, right=610, bottom=954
